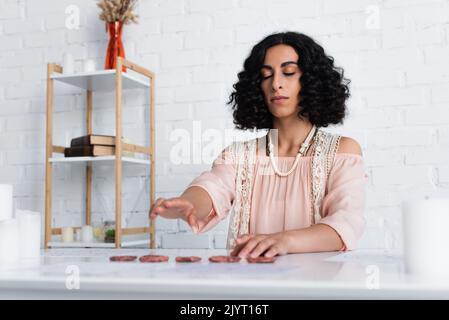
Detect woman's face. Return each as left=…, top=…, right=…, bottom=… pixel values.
left=260, top=44, right=302, bottom=120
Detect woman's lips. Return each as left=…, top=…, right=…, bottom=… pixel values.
left=271, top=97, right=289, bottom=103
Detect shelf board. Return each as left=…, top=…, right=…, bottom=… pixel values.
left=51, top=69, right=150, bottom=91
left=121, top=240, right=150, bottom=248
left=48, top=241, right=115, bottom=248
left=47, top=239, right=149, bottom=248
left=49, top=156, right=150, bottom=165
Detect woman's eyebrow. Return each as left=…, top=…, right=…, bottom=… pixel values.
left=261, top=61, right=298, bottom=70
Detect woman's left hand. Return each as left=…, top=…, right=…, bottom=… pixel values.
left=230, top=233, right=290, bottom=258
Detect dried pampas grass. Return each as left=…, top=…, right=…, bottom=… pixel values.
left=97, top=0, right=139, bottom=25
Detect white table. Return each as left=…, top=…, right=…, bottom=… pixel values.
left=0, top=248, right=448, bottom=299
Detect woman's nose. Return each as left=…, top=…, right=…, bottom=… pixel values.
left=271, top=73, right=283, bottom=91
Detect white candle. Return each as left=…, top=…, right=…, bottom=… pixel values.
left=61, top=227, right=74, bottom=243
left=62, top=53, right=75, bottom=74
left=0, top=184, right=13, bottom=222
left=81, top=225, right=93, bottom=243
left=83, top=59, right=96, bottom=72
left=402, top=197, right=449, bottom=279
left=0, top=219, right=19, bottom=262
left=16, top=210, right=41, bottom=259
left=75, top=228, right=81, bottom=242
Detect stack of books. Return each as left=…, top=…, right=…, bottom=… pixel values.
left=64, top=135, right=116, bottom=157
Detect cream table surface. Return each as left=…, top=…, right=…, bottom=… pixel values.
left=0, top=248, right=447, bottom=299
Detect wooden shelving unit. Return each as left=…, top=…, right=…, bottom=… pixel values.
left=44, top=58, right=155, bottom=249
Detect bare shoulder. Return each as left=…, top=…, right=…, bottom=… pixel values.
left=337, top=136, right=363, bottom=156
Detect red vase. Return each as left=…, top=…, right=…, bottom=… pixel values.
left=104, top=21, right=126, bottom=72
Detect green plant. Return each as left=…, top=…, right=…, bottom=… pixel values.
left=105, top=229, right=115, bottom=238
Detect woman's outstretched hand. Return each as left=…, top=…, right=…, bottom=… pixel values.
left=230, top=233, right=290, bottom=258
left=149, top=197, right=206, bottom=233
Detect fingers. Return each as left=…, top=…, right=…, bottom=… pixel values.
left=149, top=197, right=201, bottom=234
left=230, top=234, right=253, bottom=256
left=164, top=198, right=192, bottom=210
left=249, top=239, right=276, bottom=258
left=150, top=197, right=195, bottom=220
left=236, top=236, right=262, bottom=258
left=230, top=234, right=284, bottom=258
left=230, top=243, right=245, bottom=257
left=196, top=218, right=207, bottom=234
left=149, top=197, right=165, bottom=220
left=186, top=207, right=199, bottom=233
left=236, top=234, right=252, bottom=244
left=264, top=245, right=280, bottom=258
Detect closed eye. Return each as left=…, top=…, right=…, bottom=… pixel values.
left=261, top=72, right=296, bottom=80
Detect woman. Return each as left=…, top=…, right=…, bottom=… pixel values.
left=149, top=32, right=369, bottom=258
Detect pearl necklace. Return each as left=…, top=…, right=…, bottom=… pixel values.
left=268, top=125, right=317, bottom=177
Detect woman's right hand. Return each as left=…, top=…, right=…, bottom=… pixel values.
left=149, top=197, right=202, bottom=233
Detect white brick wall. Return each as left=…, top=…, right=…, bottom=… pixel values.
left=1, top=0, right=449, bottom=250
